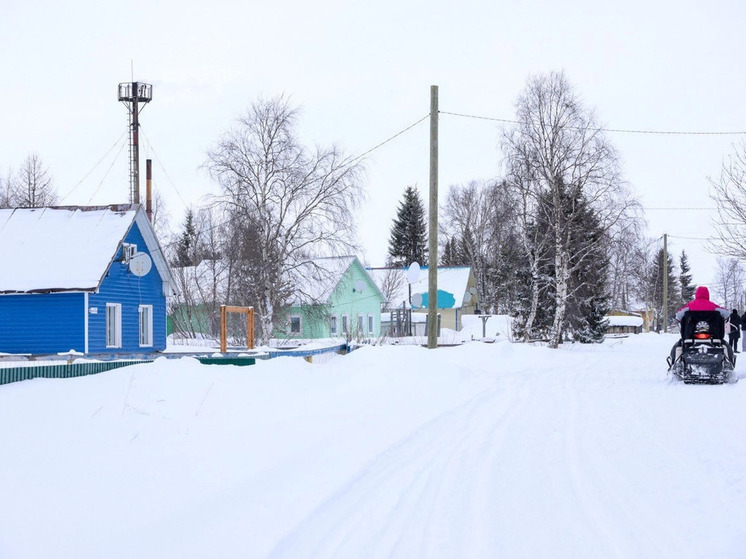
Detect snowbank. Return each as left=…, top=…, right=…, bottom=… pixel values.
left=0, top=334, right=744, bottom=558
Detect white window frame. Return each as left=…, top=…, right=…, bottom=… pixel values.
left=357, top=314, right=364, bottom=335
left=139, top=304, right=153, bottom=347
left=106, top=303, right=122, bottom=348
left=341, top=314, right=349, bottom=335
left=368, top=314, right=374, bottom=336
left=330, top=314, right=338, bottom=336
left=290, top=315, right=302, bottom=335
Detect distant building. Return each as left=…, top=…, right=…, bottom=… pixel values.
left=368, top=266, right=478, bottom=333
left=605, top=314, right=644, bottom=335
left=279, top=256, right=386, bottom=340
left=0, top=205, right=177, bottom=356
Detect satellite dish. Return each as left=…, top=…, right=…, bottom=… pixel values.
left=129, top=252, right=152, bottom=277
left=412, top=293, right=423, bottom=308
left=470, top=287, right=477, bottom=294
left=463, top=292, right=472, bottom=303
left=353, top=279, right=366, bottom=293
left=407, top=262, right=421, bottom=284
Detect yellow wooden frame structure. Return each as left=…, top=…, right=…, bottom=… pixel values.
left=220, top=305, right=255, bottom=352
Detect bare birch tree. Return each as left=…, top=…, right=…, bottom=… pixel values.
left=502, top=71, right=633, bottom=348
left=377, top=266, right=407, bottom=310
left=712, top=257, right=745, bottom=310
left=441, top=179, right=521, bottom=314
left=709, top=141, right=746, bottom=260
left=10, top=153, right=58, bottom=208
left=167, top=206, right=228, bottom=342
left=205, top=96, right=365, bottom=344
left=606, top=205, right=647, bottom=311
left=0, top=170, right=11, bottom=208
left=503, top=152, right=552, bottom=340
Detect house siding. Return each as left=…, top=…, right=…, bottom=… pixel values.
left=325, top=260, right=383, bottom=338
left=279, top=258, right=385, bottom=340
left=0, top=292, right=85, bottom=354
left=88, top=224, right=167, bottom=353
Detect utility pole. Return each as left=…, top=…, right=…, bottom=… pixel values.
left=427, top=85, right=439, bottom=349
left=663, top=233, right=668, bottom=333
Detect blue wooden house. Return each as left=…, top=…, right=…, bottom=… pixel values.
left=0, top=205, right=177, bottom=356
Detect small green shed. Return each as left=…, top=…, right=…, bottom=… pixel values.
left=278, top=256, right=385, bottom=340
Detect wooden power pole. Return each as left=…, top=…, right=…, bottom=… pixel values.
left=663, top=233, right=668, bottom=332
left=427, top=85, right=439, bottom=349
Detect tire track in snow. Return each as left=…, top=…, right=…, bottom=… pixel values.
left=268, top=342, right=746, bottom=558
left=560, top=369, right=690, bottom=558
left=571, top=371, right=745, bottom=558
left=268, top=379, right=526, bottom=559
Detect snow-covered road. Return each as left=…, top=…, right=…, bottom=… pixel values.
left=1, top=334, right=745, bottom=558
left=271, top=337, right=746, bottom=558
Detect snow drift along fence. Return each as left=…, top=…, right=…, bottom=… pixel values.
left=0, top=343, right=355, bottom=386
left=0, top=360, right=151, bottom=386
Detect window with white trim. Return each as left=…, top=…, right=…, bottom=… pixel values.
left=290, top=315, right=301, bottom=335
left=106, top=303, right=122, bottom=348
left=139, top=305, right=153, bottom=347
left=341, top=314, right=349, bottom=334
left=357, top=314, right=364, bottom=335
left=330, top=315, right=338, bottom=335
left=368, top=314, right=374, bottom=335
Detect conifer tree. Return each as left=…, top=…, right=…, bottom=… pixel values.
left=567, top=206, right=611, bottom=343
left=652, top=248, right=680, bottom=330
left=679, top=250, right=695, bottom=304
left=441, top=236, right=459, bottom=266
left=174, top=208, right=198, bottom=267
left=522, top=187, right=611, bottom=342
left=458, top=226, right=476, bottom=267
left=560, top=191, right=610, bottom=342
left=387, top=185, right=428, bottom=267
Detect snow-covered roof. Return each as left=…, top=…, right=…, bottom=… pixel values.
left=0, top=205, right=175, bottom=294
left=291, top=256, right=373, bottom=305
left=605, top=315, right=644, bottom=327
left=291, top=256, right=355, bottom=304
left=368, top=266, right=474, bottom=309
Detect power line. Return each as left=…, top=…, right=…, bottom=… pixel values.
left=645, top=207, right=716, bottom=211
left=140, top=126, right=191, bottom=208
left=60, top=132, right=128, bottom=203
left=141, top=115, right=430, bottom=215
left=440, top=110, right=746, bottom=136
left=346, top=114, right=430, bottom=165
left=668, top=234, right=714, bottom=241
left=86, top=139, right=129, bottom=204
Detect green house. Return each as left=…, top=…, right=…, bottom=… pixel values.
left=277, top=256, right=385, bottom=340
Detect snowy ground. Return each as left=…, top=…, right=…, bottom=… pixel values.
left=1, top=333, right=745, bottom=558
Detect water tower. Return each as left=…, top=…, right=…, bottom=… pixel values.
left=118, top=81, right=152, bottom=205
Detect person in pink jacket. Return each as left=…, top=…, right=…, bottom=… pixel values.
left=670, top=285, right=733, bottom=365
left=675, top=286, right=729, bottom=321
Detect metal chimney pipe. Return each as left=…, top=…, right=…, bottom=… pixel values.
left=146, top=159, right=153, bottom=221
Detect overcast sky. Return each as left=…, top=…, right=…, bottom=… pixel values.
left=2, top=0, right=746, bottom=291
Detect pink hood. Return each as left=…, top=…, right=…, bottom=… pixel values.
left=694, top=286, right=710, bottom=301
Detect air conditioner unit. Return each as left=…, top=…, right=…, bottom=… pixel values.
left=121, top=243, right=137, bottom=263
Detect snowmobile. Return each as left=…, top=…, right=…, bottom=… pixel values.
left=667, top=310, right=735, bottom=384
